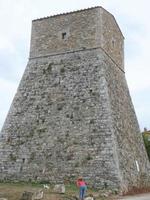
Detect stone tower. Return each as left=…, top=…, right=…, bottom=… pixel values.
left=0, top=7, right=149, bottom=192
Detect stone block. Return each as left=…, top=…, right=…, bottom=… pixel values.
left=53, top=184, right=65, bottom=194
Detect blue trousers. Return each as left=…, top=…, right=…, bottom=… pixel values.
left=79, top=186, right=87, bottom=200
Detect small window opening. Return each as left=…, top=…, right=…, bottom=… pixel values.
left=22, top=158, right=25, bottom=163
left=20, top=166, right=23, bottom=172
left=62, top=32, right=67, bottom=39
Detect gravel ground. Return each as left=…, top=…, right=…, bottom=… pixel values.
left=118, top=193, right=150, bottom=200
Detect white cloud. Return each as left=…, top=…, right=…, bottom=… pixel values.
left=0, top=78, right=17, bottom=104
left=0, top=37, right=15, bottom=53
left=0, top=78, right=17, bottom=130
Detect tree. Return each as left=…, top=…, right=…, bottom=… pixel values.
left=142, top=130, right=150, bottom=160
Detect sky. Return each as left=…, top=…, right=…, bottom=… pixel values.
left=0, top=0, right=150, bottom=131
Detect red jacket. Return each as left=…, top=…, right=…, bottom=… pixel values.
left=76, top=180, right=86, bottom=187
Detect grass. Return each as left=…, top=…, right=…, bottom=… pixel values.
left=0, top=182, right=115, bottom=200
left=0, top=182, right=40, bottom=200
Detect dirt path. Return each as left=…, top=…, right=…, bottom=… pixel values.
left=118, top=193, right=150, bottom=200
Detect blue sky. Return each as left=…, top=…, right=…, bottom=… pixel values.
left=0, top=0, right=150, bottom=131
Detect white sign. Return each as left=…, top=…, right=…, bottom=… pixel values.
left=135, top=160, right=140, bottom=172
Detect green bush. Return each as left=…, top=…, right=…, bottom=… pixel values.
left=142, top=131, right=150, bottom=160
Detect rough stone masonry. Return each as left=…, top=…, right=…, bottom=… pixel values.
left=0, top=6, right=149, bottom=192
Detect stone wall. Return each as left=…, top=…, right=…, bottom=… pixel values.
left=29, top=7, right=124, bottom=70
left=30, top=7, right=99, bottom=58
left=0, top=48, right=120, bottom=189
left=0, top=6, right=149, bottom=192
left=103, top=52, right=150, bottom=191
left=101, top=8, right=124, bottom=69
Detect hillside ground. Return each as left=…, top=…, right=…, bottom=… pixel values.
left=0, top=182, right=117, bottom=200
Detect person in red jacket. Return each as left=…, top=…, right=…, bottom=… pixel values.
left=76, top=176, right=87, bottom=200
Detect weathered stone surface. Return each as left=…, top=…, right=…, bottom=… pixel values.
left=53, top=184, right=65, bottom=194
left=19, top=190, right=44, bottom=200
left=0, top=6, right=149, bottom=193
left=85, top=197, right=94, bottom=200
left=32, top=190, right=43, bottom=200
left=20, top=191, right=33, bottom=200
left=0, top=198, right=8, bottom=200
left=98, top=189, right=114, bottom=197
left=43, top=184, right=49, bottom=189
